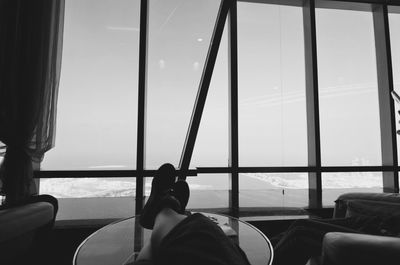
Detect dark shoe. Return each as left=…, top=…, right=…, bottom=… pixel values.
left=172, top=180, right=190, bottom=214
left=140, top=163, right=180, bottom=229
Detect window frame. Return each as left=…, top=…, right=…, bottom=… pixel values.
left=34, top=0, right=400, bottom=218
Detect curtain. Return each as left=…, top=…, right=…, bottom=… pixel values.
left=0, top=0, right=65, bottom=206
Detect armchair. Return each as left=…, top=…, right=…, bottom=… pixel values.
left=318, top=232, right=400, bottom=265
left=307, top=192, right=400, bottom=265
left=0, top=195, right=57, bottom=264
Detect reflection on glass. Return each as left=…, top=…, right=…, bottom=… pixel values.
left=389, top=11, right=400, bottom=92
left=238, top=3, right=307, bottom=166
left=186, top=174, right=229, bottom=209
left=42, top=0, right=140, bottom=170
left=322, top=172, right=383, bottom=207
left=191, top=23, right=228, bottom=168
left=239, top=173, right=308, bottom=207
left=146, top=0, right=221, bottom=169
left=316, top=8, right=381, bottom=166
left=389, top=11, right=400, bottom=162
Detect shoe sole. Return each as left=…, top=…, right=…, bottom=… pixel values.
left=140, top=164, right=176, bottom=229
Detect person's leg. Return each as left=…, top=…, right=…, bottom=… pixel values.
left=151, top=208, right=188, bottom=253
left=136, top=163, right=190, bottom=263
left=135, top=207, right=188, bottom=264
left=135, top=240, right=153, bottom=262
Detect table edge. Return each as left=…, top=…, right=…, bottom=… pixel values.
left=73, top=212, right=274, bottom=265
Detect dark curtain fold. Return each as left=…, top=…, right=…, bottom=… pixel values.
left=0, top=0, right=65, bottom=206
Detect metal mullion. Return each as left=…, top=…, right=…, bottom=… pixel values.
left=228, top=0, right=239, bottom=217
left=34, top=169, right=197, bottom=179
left=35, top=170, right=138, bottom=178
left=237, top=0, right=400, bottom=8
left=315, top=0, right=374, bottom=12
left=136, top=0, right=149, bottom=214
left=389, top=1, right=400, bottom=7
left=35, top=166, right=395, bottom=178
left=237, top=0, right=303, bottom=7
left=373, top=4, right=399, bottom=193
left=321, top=166, right=395, bottom=172
left=238, top=167, right=315, bottom=173
left=179, top=0, right=234, bottom=176
left=303, top=0, right=322, bottom=208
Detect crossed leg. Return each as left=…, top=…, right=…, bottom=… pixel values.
left=136, top=208, right=187, bottom=262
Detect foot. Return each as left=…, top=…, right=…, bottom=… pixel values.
left=172, top=180, right=190, bottom=214
left=140, top=163, right=180, bottom=229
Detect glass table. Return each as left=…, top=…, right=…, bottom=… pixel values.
left=74, top=212, right=273, bottom=265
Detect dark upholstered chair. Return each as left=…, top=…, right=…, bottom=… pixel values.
left=0, top=196, right=57, bottom=264
left=307, top=192, right=400, bottom=265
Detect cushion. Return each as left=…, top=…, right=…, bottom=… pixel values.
left=345, top=200, right=400, bottom=218
left=333, top=193, right=400, bottom=218
left=0, top=201, right=54, bottom=242
left=321, top=232, right=400, bottom=265
left=345, top=200, right=400, bottom=236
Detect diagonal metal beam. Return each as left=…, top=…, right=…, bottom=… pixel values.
left=179, top=0, right=234, bottom=177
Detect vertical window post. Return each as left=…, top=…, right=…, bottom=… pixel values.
left=136, top=0, right=149, bottom=214
left=303, top=0, right=322, bottom=208
left=373, top=4, right=399, bottom=193
left=228, top=0, right=239, bottom=217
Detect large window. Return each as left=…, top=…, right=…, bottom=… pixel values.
left=238, top=3, right=307, bottom=167
left=40, top=0, right=141, bottom=220
left=187, top=174, right=229, bottom=209
left=239, top=173, right=308, bottom=208
left=145, top=0, right=221, bottom=169
left=26, top=0, right=400, bottom=220
left=322, top=172, right=382, bottom=207
left=190, top=23, right=229, bottom=168
left=42, top=0, right=140, bottom=171
left=236, top=2, right=308, bottom=210
left=316, top=7, right=382, bottom=167
left=389, top=7, right=400, bottom=162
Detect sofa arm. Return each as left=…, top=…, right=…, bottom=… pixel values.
left=320, top=232, right=400, bottom=265
left=0, top=201, right=54, bottom=242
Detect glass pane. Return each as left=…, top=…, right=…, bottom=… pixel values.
left=146, top=0, right=221, bottom=169
left=191, top=23, right=228, bottom=168
left=145, top=177, right=155, bottom=197
left=390, top=11, right=400, bottom=92
left=389, top=10, right=400, bottom=162
left=316, top=8, right=381, bottom=166
left=322, top=172, right=383, bottom=207
left=42, top=0, right=139, bottom=170
left=238, top=3, right=307, bottom=166
left=54, top=198, right=135, bottom=220
left=40, top=177, right=136, bottom=220
left=186, top=174, right=229, bottom=209
left=239, top=173, right=308, bottom=208
left=41, top=178, right=135, bottom=198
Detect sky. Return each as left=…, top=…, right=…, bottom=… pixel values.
left=40, top=0, right=400, bottom=171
